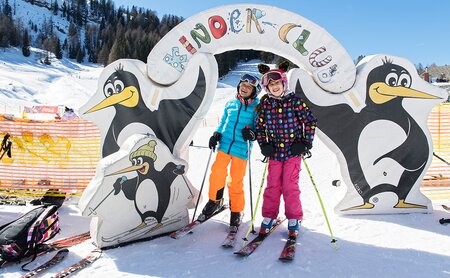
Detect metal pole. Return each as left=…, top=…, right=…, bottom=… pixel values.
left=191, top=149, right=214, bottom=222
left=247, top=140, right=255, bottom=234
left=302, top=157, right=338, bottom=249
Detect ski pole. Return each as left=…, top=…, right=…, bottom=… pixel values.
left=242, top=160, right=269, bottom=247
left=191, top=148, right=214, bottom=222
left=247, top=140, right=255, bottom=234
left=87, top=176, right=127, bottom=216
left=433, top=152, right=450, bottom=166
left=302, top=157, right=338, bottom=249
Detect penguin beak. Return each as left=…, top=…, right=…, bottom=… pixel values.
left=84, top=86, right=139, bottom=114
left=106, top=162, right=149, bottom=176
left=369, top=82, right=441, bottom=104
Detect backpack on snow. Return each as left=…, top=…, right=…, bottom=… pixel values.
left=0, top=205, right=60, bottom=266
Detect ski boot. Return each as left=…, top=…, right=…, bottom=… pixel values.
left=288, top=219, right=301, bottom=237
left=259, top=217, right=274, bottom=235
left=198, top=198, right=223, bottom=222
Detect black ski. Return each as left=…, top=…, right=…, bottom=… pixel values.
left=20, top=249, right=69, bottom=278
left=170, top=205, right=229, bottom=239
left=51, top=249, right=102, bottom=278
left=234, top=218, right=285, bottom=257
left=439, top=205, right=450, bottom=224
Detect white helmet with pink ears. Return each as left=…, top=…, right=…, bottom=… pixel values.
left=258, top=61, right=290, bottom=91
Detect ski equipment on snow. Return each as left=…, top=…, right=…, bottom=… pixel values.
left=0, top=205, right=60, bottom=266
left=51, top=248, right=102, bottom=278
left=278, top=231, right=298, bottom=261
left=222, top=213, right=244, bottom=248
left=234, top=218, right=285, bottom=257
left=20, top=249, right=69, bottom=278
left=440, top=205, right=450, bottom=224
left=303, top=157, right=338, bottom=249
left=242, top=161, right=269, bottom=245
left=191, top=149, right=214, bottom=222
left=170, top=205, right=229, bottom=239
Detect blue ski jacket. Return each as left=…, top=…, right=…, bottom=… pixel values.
left=215, top=96, right=260, bottom=160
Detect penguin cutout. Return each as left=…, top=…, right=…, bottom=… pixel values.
left=78, top=134, right=196, bottom=248
left=80, top=53, right=218, bottom=161
left=291, top=55, right=447, bottom=215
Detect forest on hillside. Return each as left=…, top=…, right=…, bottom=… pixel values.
left=0, top=0, right=284, bottom=76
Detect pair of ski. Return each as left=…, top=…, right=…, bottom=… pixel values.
left=234, top=218, right=297, bottom=261
left=171, top=209, right=298, bottom=261
left=20, top=248, right=102, bottom=278
left=170, top=205, right=244, bottom=249
left=16, top=232, right=100, bottom=278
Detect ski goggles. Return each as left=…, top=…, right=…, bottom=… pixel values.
left=240, top=74, right=262, bottom=93
left=240, top=74, right=259, bottom=87
left=261, top=71, right=284, bottom=87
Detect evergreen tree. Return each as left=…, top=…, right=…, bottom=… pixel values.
left=22, top=28, right=31, bottom=57
left=108, top=31, right=126, bottom=63
left=76, top=45, right=84, bottom=62
left=97, top=43, right=110, bottom=66
left=354, top=55, right=366, bottom=65
left=55, top=37, right=63, bottom=59
left=3, top=0, right=12, bottom=18
left=52, top=0, right=59, bottom=15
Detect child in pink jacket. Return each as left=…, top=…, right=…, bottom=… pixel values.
left=255, top=61, right=317, bottom=236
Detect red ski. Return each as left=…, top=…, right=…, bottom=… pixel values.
left=234, top=218, right=285, bottom=257
left=278, top=233, right=298, bottom=261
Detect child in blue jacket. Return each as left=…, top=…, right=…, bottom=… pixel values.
left=199, top=73, right=261, bottom=231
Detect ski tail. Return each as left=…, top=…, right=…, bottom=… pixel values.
left=20, top=249, right=69, bottom=278
left=52, top=249, right=102, bottom=278
left=278, top=233, right=297, bottom=261
left=170, top=205, right=229, bottom=239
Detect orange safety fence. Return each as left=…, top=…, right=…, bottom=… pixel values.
left=422, top=102, right=450, bottom=201
left=0, top=114, right=101, bottom=197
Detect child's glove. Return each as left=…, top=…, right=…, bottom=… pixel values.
left=291, top=142, right=310, bottom=156
left=241, top=127, right=256, bottom=141
left=260, top=143, right=275, bottom=157
left=209, top=132, right=222, bottom=151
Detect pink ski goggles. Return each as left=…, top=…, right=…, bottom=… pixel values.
left=261, top=71, right=286, bottom=87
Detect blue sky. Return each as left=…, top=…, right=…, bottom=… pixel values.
left=114, top=0, right=450, bottom=66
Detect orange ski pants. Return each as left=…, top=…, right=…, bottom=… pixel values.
left=208, top=150, right=248, bottom=213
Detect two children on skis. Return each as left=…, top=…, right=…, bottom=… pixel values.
left=199, top=61, right=317, bottom=236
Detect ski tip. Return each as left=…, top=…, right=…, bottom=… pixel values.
left=233, top=252, right=249, bottom=257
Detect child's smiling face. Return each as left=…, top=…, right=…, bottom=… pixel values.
left=238, top=81, right=254, bottom=99
left=268, top=79, right=284, bottom=97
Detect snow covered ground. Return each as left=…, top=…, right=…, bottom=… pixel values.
left=1, top=50, right=450, bottom=277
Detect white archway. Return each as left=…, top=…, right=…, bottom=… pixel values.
left=147, top=4, right=356, bottom=93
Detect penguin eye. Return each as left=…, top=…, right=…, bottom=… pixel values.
left=385, top=73, right=398, bottom=86
left=114, top=80, right=125, bottom=93
left=104, top=83, right=115, bottom=97
left=398, top=73, right=411, bottom=88
left=136, top=157, right=143, bottom=165
left=131, top=158, right=137, bottom=166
